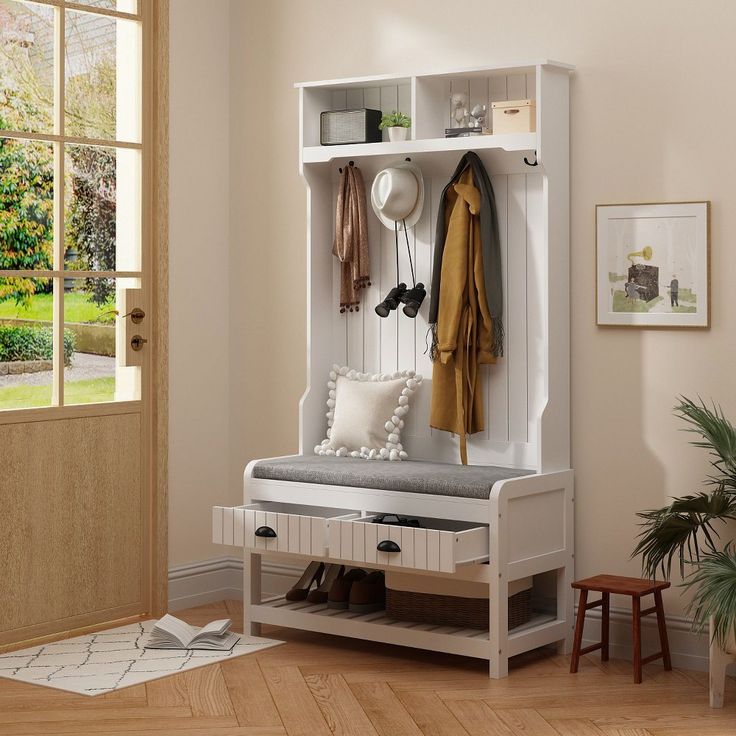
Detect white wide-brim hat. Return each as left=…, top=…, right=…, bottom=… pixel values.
left=370, top=161, right=424, bottom=230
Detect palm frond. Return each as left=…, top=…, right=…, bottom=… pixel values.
left=675, top=397, right=736, bottom=489
left=684, top=544, right=736, bottom=650
left=633, top=490, right=736, bottom=579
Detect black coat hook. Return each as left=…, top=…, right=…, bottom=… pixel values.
left=338, top=160, right=355, bottom=174
left=524, top=150, right=538, bottom=167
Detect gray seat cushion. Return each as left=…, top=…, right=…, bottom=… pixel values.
left=252, top=456, right=534, bottom=500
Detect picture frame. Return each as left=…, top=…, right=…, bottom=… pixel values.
left=596, top=201, right=710, bottom=328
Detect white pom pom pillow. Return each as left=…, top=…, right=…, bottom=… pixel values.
left=315, top=365, right=422, bottom=461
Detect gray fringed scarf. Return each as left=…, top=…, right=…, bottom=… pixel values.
left=428, top=151, right=504, bottom=359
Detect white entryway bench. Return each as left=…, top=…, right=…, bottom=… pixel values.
left=213, top=60, right=575, bottom=678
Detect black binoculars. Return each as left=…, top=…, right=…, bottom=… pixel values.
left=375, top=282, right=426, bottom=319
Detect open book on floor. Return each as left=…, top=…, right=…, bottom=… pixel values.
left=145, top=614, right=240, bottom=651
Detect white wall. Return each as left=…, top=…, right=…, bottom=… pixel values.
left=168, top=0, right=235, bottom=567
left=167, top=0, right=736, bottom=637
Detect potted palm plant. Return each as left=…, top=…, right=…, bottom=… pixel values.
left=379, top=111, right=411, bottom=142
left=634, top=397, right=736, bottom=707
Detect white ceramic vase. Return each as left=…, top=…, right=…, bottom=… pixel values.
left=387, top=126, right=408, bottom=142
left=709, top=617, right=736, bottom=708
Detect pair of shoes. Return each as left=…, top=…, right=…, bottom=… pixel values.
left=328, top=568, right=386, bottom=613
left=375, top=282, right=426, bottom=319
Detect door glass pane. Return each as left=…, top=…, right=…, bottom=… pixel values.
left=71, top=1, right=138, bottom=12
left=0, top=276, right=54, bottom=410
left=63, top=276, right=141, bottom=405
left=63, top=276, right=115, bottom=404
left=65, top=10, right=141, bottom=142
left=0, top=136, right=54, bottom=270
left=0, top=0, right=54, bottom=134
left=65, top=143, right=116, bottom=271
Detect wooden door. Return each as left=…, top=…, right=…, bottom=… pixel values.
left=0, top=0, right=168, bottom=651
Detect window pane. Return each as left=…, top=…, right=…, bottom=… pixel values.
left=70, top=1, right=138, bottom=13
left=65, top=143, right=116, bottom=271
left=0, top=136, right=54, bottom=270
left=63, top=276, right=115, bottom=405
left=0, top=0, right=54, bottom=134
left=65, top=10, right=141, bottom=142
left=63, top=276, right=140, bottom=405
left=0, top=276, right=54, bottom=410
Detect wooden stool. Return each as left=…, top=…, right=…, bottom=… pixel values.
left=570, top=575, right=672, bottom=683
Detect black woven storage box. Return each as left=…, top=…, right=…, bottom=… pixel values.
left=386, top=587, right=532, bottom=630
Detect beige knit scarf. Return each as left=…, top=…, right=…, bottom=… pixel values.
left=333, top=165, right=370, bottom=312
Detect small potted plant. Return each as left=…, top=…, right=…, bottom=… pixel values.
left=379, top=111, right=411, bottom=142
left=634, top=397, right=736, bottom=707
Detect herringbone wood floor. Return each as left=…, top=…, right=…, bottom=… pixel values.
left=1, top=600, right=734, bottom=735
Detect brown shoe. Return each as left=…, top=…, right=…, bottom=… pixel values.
left=327, top=568, right=367, bottom=609
left=348, top=570, right=386, bottom=613
left=306, top=564, right=345, bottom=604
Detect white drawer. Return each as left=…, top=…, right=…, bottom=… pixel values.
left=328, top=516, right=489, bottom=573
left=213, top=503, right=358, bottom=556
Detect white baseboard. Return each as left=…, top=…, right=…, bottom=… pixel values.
left=168, top=556, right=296, bottom=611
left=167, top=558, right=711, bottom=671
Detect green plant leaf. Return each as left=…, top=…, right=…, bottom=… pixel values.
left=684, top=545, right=736, bottom=650
left=633, top=490, right=736, bottom=579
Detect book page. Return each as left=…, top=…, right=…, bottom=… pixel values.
left=192, top=619, right=231, bottom=640
left=154, top=614, right=199, bottom=647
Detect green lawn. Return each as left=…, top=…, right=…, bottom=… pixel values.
left=0, top=377, right=115, bottom=410
left=0, top=293, right=114, bottom=324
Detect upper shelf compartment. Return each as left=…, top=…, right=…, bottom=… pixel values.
left=297, top=61, right=573, bottom=172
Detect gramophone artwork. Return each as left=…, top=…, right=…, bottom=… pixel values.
left=596, top=202, right=710, bottom=328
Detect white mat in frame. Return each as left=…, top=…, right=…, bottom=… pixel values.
left=0, top=620, right=283, bottom=696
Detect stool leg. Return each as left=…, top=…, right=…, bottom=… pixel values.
left=654, top=589, right=672, bottom=671
left=570, top=589, right=588, bottom=673
left=601, top=592, right=610, bottom=662
left=632, top=596, right=642, bottom=684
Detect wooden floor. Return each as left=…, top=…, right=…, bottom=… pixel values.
left=1, top=600, right=734, bottom=736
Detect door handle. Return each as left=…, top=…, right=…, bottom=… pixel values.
left=130, top=335, right=148, bottom=351
left=254, top=526, right=277, bottom=538
left=377, top=539, right=401, bottom=553
left=122, top=307, right=145, bottom=324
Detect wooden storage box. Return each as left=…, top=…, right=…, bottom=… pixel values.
left=385, top=572, right=533, bottom=630
left=492, top=99, right=536, bottom=134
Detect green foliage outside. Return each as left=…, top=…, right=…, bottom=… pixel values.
left=0, top=132, right=54, bottom=302
left=0, top=325, right=74, bottom=365
left=0, top=291, right=114, bottom=323
left=0, top=377, right=114, bottom=411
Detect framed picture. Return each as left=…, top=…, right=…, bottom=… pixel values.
left=596, top=201, right=710, bottom=328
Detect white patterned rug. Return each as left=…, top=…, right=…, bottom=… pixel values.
left=0, top=621, right=283, bottom=696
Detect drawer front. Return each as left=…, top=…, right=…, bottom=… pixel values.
left=213, top=504, right=356, bottom=556
left=328, top=518, right=489, bottom=573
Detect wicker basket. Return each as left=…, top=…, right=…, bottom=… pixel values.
left=386, top=587, right=532, bottom=630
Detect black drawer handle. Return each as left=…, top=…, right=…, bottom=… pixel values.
left=255, top=525, right=277, bottom=539
left=377, top=539, right=401, bottom=553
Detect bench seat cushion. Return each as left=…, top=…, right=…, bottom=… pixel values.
left=252, top=456, right=534, bottom=500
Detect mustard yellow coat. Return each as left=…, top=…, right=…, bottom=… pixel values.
left=429, top=168, right=496, bottom=464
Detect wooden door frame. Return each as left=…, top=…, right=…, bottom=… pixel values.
left=150, top=0, right=170, bottom=619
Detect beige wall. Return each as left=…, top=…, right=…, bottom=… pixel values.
left=225, top=0, right=736, bottom=616
left=169, top=0, right=234, bottom=566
